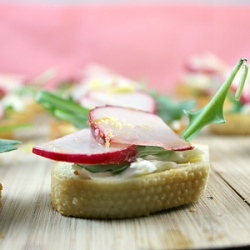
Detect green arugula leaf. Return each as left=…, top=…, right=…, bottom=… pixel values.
left=0, top=123, right=32, bottom=132
left=77, top=162, right=129, bottom=175
left=77, top=148, right=170, bottom=175
left=136, top=145, right=170, bottom=158
left=149, top=90, right=196, bottom=124
left=0, top=139, right=21, bottom=153
left=36, top=90, right=89, bottom=129
left=181, top=58, right=248, bottom=142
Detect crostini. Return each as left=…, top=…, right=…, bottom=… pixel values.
left=33, top=106, right=209, bottom=219
left=175, top=52, right=228, bottom=107
left=32, top=58, right=248, bottom=219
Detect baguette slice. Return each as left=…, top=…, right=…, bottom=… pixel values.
left=51, top=159, right=210, bottom=219
left=209, top=113, right=250, bottom=135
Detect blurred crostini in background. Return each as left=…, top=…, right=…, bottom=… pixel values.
left=176, top=52, right=250, bottom=135
left=0, top=68, right=77, bottom=139
left=175, top=52, right=228, bottom=107
left=36, top=64, right=196, bottom=139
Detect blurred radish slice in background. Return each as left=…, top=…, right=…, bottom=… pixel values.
left=79, top=90, right=157, bottom=113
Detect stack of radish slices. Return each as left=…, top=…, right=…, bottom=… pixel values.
left=32, top=105, right=211, bottom=219
left=32, top=106, right=193, bottom=166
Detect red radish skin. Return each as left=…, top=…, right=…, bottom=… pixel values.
left=89, top=106, right=193, bottom=151
left=78, top=90, right=157, bottom=113
left=32, top=129, right=137, bottom=164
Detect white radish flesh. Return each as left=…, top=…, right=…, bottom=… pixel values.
left=89, top=106, right=193, bottom=151
left=32, top=128, right=137, bottom=164
left=78, top=90, right=157, bottom=113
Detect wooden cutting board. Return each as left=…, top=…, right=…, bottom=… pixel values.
left=0, top=120, right=250, bottom=250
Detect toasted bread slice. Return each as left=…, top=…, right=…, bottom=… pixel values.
left=51, top=157, right=210, bottom=219
left=209, top=113, right=250, bottom=135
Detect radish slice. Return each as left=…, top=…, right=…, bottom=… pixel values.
left=185, top=52, right=227, bottom=75
left=78, top=90, right=157, bottom=113
left=32, top=129, right=137, bottom=164
left=89, top=106, right=193, bottom=151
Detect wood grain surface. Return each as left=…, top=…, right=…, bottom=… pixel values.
left=0, top=118, right=250, bottom=250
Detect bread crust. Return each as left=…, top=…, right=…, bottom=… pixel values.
left=51, top=161, right=210, bottom=219
left=209, top=113, right=250, bottom=135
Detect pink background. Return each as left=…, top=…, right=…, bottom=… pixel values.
left=0, top=3, right=250, bottom=92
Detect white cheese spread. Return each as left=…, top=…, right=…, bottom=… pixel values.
left=71, top=145, right=209, bottom=180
